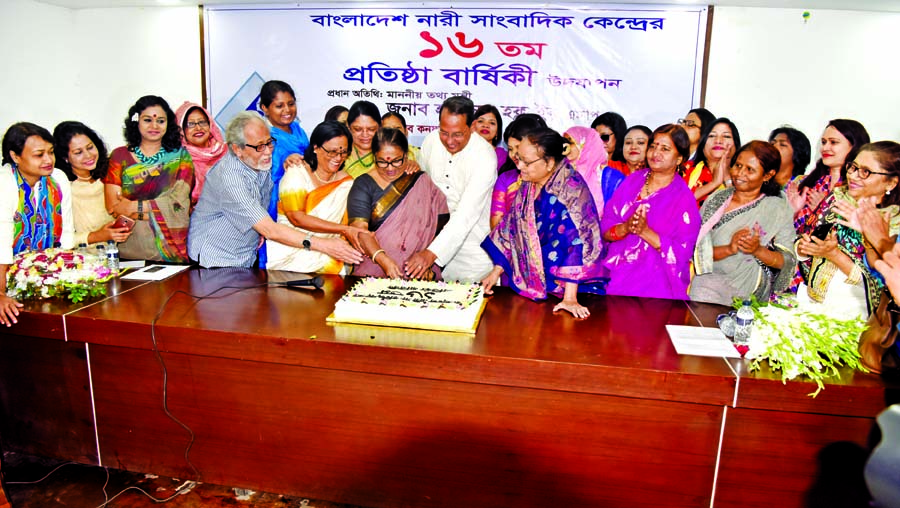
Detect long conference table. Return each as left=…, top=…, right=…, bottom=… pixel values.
left=0, top=268, right=896, bottom=507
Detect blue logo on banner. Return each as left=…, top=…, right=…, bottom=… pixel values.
left=214, top=71, right=266, bottom=131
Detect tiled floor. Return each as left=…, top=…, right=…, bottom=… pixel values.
left=2, top=452, right=370, bottom=508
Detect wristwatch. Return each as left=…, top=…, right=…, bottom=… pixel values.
left=302, top=233, right=312, bottom=251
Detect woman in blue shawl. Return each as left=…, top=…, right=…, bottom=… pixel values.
left=259, top=80, right=309, bottom=267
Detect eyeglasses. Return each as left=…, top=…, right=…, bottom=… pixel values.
left=245, top=138, right=276, bottom=152
left=846, top=161, right=891, bottom=179
left=677, top=118, right=699, bottom=128
left=517, top=156, right=545, bottom=168
left=185, top=120, right=210, bottom=129
left=599, top=133, right=612, bottom=142
left=375, top=156, right=405, bottom=168
left=319, top=146, right=349, bottom=159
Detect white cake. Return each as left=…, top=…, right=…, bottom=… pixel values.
left=328, top=278, right=486, bottom=334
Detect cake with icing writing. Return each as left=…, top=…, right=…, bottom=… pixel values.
left=328, top=278, right=486, bottom=333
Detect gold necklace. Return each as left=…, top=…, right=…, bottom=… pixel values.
left=313, top=170, right=336, bottom=184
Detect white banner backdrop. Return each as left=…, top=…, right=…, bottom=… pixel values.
left=205, top=3, right=707, bottom=143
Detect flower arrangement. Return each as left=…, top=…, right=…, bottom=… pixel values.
left=734, top=296, right=869, bottom=397
left=6, top=248, right=113, bottom=303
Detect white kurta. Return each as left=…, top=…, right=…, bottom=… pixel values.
left=419, top=131, right=497, bottom=283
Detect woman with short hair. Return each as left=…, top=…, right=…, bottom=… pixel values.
left=1, top=122, right=74, bottom=325
left=690, top=141, right=797, bottom=305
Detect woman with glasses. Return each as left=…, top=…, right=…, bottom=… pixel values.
left=481, top=127, right=606, bottom=319
left=682, top=117, right=741, bottom=203
left=348, top=128, right=448, bottom=279
left=601, top=124, right=701, bottom=300
left=104, top=95, right=193, bottom=262
left=175, top=102, right=226, bottom=205
left=794, top=142, right=900, bottom=319
left=690, top=141, right=796, bottom=305
left=266, top=121, right=364, bottom=274
left=491, top=113, right=547, bottom=230
left=677, top=108, right=715, bottom=159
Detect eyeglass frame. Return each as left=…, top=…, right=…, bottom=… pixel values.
left=517, top=156, right=546, bottom=168
left=846, top=161, right=892, bottom=180
left=375, top=155, right=406, bottom=168
left=244, top=138, right=276, bottom=152
left=185, top=120, right=210, bottom=129
left=677, top=118, right=699, bottom=128
left=318, top=145, right=349, bottom=159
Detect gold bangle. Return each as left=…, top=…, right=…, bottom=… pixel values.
left=371, top=249, right=385, bottom=262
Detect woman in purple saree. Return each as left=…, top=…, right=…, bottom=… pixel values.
left=347, top=128, right=448, bottom=279
left=481, top=128, right=606, bottom=319
left=601, top=124, right=701, bottom=300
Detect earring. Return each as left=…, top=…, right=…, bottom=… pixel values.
left=888, top=188, right=892, bottom=196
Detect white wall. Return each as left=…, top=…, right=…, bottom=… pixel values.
left=706, top=6, right=900, bottom=162
left=0, top=0, right=201, bottom=152
left=1, top=1, right=898, bottom=166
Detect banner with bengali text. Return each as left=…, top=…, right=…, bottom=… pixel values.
left=205, top=3, right=708, bottom=144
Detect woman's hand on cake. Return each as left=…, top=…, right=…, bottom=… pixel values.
left=378, top=255, right=405, bottom=279
left=480, top=266, right=504, bottom=295
left=311, top=237, right=364, bottom=264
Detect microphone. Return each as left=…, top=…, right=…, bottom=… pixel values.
left=284, top=276, right=324, bottom=290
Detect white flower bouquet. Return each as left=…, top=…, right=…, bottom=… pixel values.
left=737, top=296, right=869, bottom=397
left=6, top=248, right=113, bottom=303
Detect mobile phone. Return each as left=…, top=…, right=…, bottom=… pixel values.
left=811, top=222, right=834, bottom=241
left=112, top=215, right=135, bottom=231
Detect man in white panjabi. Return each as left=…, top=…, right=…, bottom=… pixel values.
left=403, top=96, right=497, bottom=283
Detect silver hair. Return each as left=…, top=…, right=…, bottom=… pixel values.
left=225, top=111, right=267, bottom=148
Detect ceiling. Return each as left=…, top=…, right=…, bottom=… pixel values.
left=31, top=0, right=900, bottom=13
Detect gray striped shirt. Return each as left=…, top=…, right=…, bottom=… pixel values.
left=188, top=151, right=272, bottom=268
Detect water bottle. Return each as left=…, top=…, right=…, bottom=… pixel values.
left=734, top=299, right=754, bottom=346
left=76, top=242, right=89, bottom=258
left=105, top=240, right=120, bottom=275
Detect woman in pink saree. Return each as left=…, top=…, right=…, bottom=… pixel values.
left=348, top=128, right=448, bottom=279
